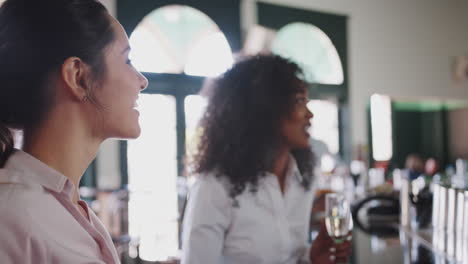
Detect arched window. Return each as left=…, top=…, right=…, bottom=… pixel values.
left=129, top=5, right=233, bottom=76
left=271, top=22, right=344, bottom=85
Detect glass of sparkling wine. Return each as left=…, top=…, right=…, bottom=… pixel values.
left=325, top=193, right=352, bottom=244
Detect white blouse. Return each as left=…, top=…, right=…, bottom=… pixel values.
left=181, top=157, right=314, bottom=264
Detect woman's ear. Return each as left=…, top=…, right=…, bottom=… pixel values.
left=61, top=57, right=92, bottom=101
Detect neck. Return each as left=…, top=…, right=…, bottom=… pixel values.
left=23, top=112, right=101, bottom=204
left=271, top=147, right=290, bottom=193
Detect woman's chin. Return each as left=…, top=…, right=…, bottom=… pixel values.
left=128, top=127, right=142, bottom=139
left=292, top=142, right=311, bottom=150
left=115, top=126, right=141, bottom=140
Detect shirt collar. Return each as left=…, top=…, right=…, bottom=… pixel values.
left=263, top=154, right=302, bottom=185
left=285, top=155, right=303, bottom=186
left=2, top=149, right=74, bottom=197
left=288, top=155, right=301, bottom=177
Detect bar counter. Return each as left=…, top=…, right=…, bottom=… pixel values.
left=351, top=225, right=459, bottom=264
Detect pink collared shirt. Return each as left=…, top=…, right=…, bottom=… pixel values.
left=0, top=150, right=120, bottom=264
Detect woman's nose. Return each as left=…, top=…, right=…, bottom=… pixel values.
left=139, top=72, right=148, bottom=91
left=307, top=108, right=314, bottom=119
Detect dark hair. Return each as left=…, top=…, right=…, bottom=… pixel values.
left=0, top=0, right=115, bottom=167
left=192, top=54, right=315, bottom=199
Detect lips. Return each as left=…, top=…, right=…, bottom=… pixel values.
left=304, top=123, right=311, bottom=137
left=133, top=97, right=140, bottom=111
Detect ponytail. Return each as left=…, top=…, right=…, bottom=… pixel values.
left=0, top=123, right=13, bottom=167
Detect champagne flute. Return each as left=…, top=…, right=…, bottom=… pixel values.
left=325, top=193, right=352, bottom=244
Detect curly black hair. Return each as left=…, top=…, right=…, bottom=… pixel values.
left=191, top=54, right=315, bottom=199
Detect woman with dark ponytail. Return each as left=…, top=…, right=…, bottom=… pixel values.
left=0, top=0, right=148, bottom=263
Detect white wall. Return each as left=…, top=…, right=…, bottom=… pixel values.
left=349, top=0, right=468, bottom=145
left=97, top=0, right=468, bottom=181
left=244, top=0, right=468, bottom=147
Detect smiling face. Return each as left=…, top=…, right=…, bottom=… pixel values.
left=279, top=87, right=314, bottom=150
left=90, top=16, right=148, bottom=140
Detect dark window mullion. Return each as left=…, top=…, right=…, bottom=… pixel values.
left=80, top=159, right=97, bottom=188
left=119, top=140, right=128, bottom=188
left=176, top=95, right=187, bottom=177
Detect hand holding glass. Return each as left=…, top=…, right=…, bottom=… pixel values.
left=325, top=193, right=352, bottom=244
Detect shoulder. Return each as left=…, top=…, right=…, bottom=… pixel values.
left=190, top=172, right=230, bottom=197
left=0, top=184, right=43, bottom=253
left=0, top=182, right=48, bottom=213
left=187, top=171, right=233, bottom=210
left=0, top=182, right=49, bottom=228
left=0, top=169, right=58, bottom=236
left=0, top=165, right=46, bottom=202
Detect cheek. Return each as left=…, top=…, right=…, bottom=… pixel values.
left=281, top=121, right=297, bottom=139
left=288, top=114, right=303, bottom=129
left=93, top=94, right=128, bottom=125
left=296, top=108, right=308, bottom=118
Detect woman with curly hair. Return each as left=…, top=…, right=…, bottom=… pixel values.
left=181, top=54, right=351, bottom=264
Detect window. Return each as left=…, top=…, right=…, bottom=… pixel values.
left=129, top=5, right=233, bottom=76
left=308, top=100, right=339, bottom=154
left=127, top=94, right=178, bottom=261
left=12, top=129, right=23, bottom=149
left=272, top=22, right=343, bottom=85
left=118, top=1, right=240, bottom=260
left=370, top=94, right=393, bottom=161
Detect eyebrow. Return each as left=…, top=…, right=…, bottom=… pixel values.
left=121, top=46, right=131, bottom=54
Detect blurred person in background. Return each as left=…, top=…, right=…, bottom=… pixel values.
left=405, top=153, right=425, bottom=181
left=424, top=157, right=439, bottom=178
left=181, top=54, right=351, bottom=264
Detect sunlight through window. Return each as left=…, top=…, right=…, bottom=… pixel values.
left=272, top=22, right=343, bottom=85
left=308, top=100, right=339, bottom=154
left=129, top=5, right=233, bottom=77
left=370, top=94, right=393, bottom=161
left=12, top=129, right=23, bottom=149
left=184, top=32, right=233, bottom=76
left=129, top=25, right=180, bottom=74
left=127, top=94, right=178, bottom=261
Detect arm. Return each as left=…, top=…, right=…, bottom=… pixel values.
left=181, top=176, right=231, bottom=264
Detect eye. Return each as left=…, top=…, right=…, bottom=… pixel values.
left=295, top=97, right=308, bottom=104
left=126, top=59, right=133, bottom=65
